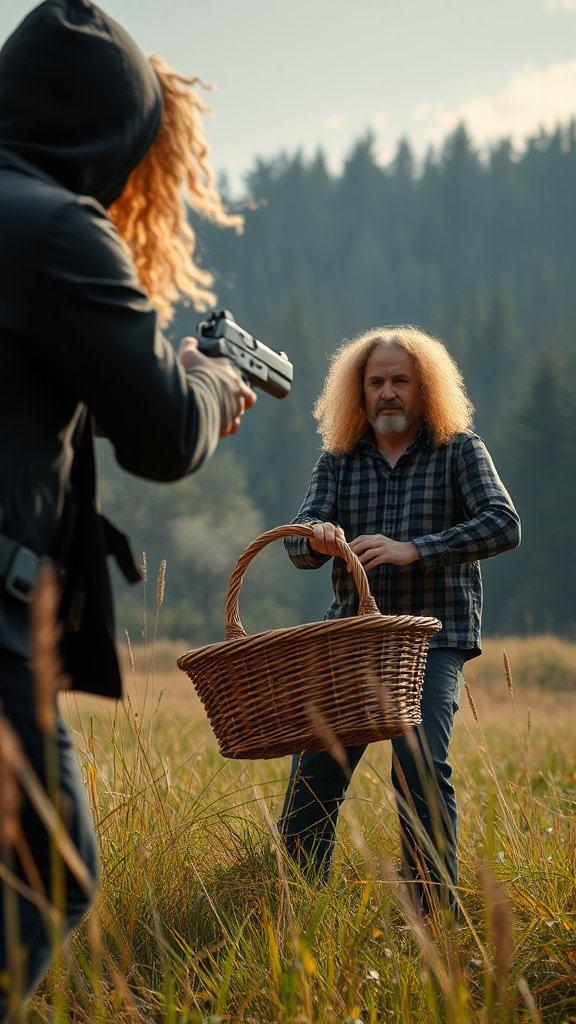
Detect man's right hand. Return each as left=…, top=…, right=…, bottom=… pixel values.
left=309, top=523, right=346, bottom=557
left=178, top=336, right=256, bottom=437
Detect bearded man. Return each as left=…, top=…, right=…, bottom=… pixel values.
left=280, top=326, right=520, bottom=912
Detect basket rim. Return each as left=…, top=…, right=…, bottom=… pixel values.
left=177, top=611, right=442, bottom=671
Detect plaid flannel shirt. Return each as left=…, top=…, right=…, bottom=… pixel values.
left=285, top=428, right=521, bottom=657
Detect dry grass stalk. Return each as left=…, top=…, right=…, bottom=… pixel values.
left=156, top=559, right=166, bottom=607
left=0, top=855, right=58, bottom=926
left=502, top=648, right=532, bottom=797
left=15, top=750, right=95, bottom=896
left=380, top=858, right=454, bottom=998
left=464, top=681, right=479, bottom=723
left=30, top=563, right=70, bottom=734
left=86, top=761, right=100, bottom=816
left=12, top=823, right=46, bottom=903
left=107, top=960, right=148, bottom=1024
left=0, top=717, right=61, bottom=932
left=517, top=976, right=543, bottom=1023
left=480, top=865, right=514, bottom=1003
left=251, top=782, right=313, bottom=1017
left=503, top=649, right=513, bottom=695
left=0, top=715, right=22, bottom=848
left=305, top=704, right=350, bottom=776
left=125, top=629, right=135, bottom=675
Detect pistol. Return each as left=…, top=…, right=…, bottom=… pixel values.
left=196, top=309, right=293, bottom=400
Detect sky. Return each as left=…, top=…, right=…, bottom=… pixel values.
left=1, top=0, right=575, bottom=192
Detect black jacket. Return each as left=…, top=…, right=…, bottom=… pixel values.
left=0, top=1, right=227, bottom=696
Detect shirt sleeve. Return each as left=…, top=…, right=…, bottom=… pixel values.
left=284, top=454, right=339, bottom=569
left=412, top=434, right=521, bottom=570
left=33, top=197, right=227, bottom=481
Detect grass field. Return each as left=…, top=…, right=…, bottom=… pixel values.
left=26, top=636, right=576, bottom=1024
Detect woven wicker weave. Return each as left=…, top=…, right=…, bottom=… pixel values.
left=178, top=524, right=442, bottom=760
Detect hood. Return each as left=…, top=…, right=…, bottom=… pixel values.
left=0, top=0, right=163, bottom=207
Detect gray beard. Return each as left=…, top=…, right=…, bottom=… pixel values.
left=370, top=409, right=413, bottom=436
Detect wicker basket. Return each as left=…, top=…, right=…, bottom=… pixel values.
left=178, top=524, right=441, bottom=760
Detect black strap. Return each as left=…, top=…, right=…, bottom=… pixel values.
left=0, top=533, right=42, bottom=603
left=98, top=515, right=142, bottom=584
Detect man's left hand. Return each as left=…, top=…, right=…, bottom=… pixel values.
left=348, top=533, right=420, bottom=570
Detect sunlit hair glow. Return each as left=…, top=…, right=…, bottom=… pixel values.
left=108, top=55, right=243, bottom=325
left=314, top=325, right=474, bottom=453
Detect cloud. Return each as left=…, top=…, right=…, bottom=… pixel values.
left=410, top=59, right=576, bottom=152
left=323, top=113, right=347, bottom=131
left=544, top=0, right=576, bottom=10
left=371, top=111, right=389, bottom=131
left=375, top=146, right=395, bottom=168
left=411, top=102, right=432, bottom=124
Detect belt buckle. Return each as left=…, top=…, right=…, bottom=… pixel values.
left=6, top=546, right=40, bottom=603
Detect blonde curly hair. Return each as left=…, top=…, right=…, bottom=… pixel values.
left=314, top=325, right=474, bottom=453
left=108, top=55, right=243, bottom=325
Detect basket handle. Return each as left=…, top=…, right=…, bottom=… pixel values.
left=225, top=523, right=379, bottom=641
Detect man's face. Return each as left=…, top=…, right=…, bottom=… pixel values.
left=363, top=344, right=423, bottom=439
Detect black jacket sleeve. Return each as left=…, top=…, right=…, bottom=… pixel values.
left=32, top=196, right=225, bottom=482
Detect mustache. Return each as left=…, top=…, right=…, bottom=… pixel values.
left=375, top=399, right=405, bottom=414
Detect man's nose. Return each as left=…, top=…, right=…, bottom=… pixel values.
left=380, top=379, right=396, bottom=400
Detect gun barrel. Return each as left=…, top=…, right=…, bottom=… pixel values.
left=196, top=310, right=293, bottom=400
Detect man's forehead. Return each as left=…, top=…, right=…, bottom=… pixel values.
left=365, top=344, right=417, bottom=376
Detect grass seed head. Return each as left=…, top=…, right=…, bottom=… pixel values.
left=125, top=629, right=135, bottom=673
left=141, top=550, right=147, bottom=582
left=156, top=559, right=167, bottom=607
left=0, top=715, right=22, bottom=848
left=464, top=681, right=478, bottom=722
left=30, top=563, right=70, bottom=734
left=492, top=890, right=514, bottom=999
left=503, top=649, right=513, bottom=695
left=480, top=864, right=515, bottom=1004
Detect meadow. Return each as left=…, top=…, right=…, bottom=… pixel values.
left=25, top=635, right=576, bottom=1024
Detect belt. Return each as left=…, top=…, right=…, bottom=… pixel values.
left=0, top=533, right=44, bottom=603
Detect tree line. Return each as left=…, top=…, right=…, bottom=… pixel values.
left=100, top=119, right=576, bottom=643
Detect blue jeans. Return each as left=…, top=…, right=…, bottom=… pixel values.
left=278, top=648, right=464, bottom=909
left=0, top=649, right=99, bottom=1019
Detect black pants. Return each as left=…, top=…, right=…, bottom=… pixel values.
left=278, top=648, right=464, bottom=909
left=0, top=649, right=98, bottom=1019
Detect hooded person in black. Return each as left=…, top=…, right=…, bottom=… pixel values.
left=0, top=0, right=254, bottom=1012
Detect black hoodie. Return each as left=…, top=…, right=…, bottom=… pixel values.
left=0, top=0, right=163, bottom=206
left=0, top=0, right=227, bottom=696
